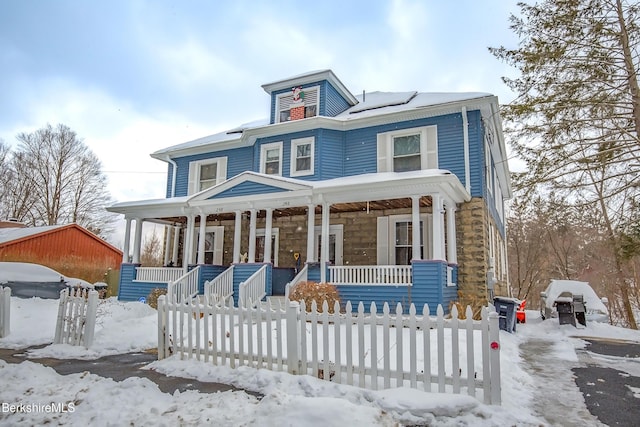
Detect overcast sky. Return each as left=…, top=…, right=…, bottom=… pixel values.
left=0, top=0, right=520, bottom=246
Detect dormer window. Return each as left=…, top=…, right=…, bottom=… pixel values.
left=276, top=86, right=319, bottom=123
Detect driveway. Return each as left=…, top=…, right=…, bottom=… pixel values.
left=573, top=338, right=640, bottom=427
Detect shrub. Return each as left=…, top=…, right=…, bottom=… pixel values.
left=147, top=288, right=168, bottom=309
left=289, top=281, right=341, bottom=313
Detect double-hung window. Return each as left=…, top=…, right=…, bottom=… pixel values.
left=187, top=157, right=227, bottom=195
left=376, top=125, right=438, bottom=172
left=290, top=137, right=314, bottom=176
left=260, top=142, right=283, bottom=175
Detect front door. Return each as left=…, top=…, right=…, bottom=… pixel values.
left=194, top=226, right=224, bottom=265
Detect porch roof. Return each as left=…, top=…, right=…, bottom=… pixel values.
left=107, top=169, right=469, bottom=222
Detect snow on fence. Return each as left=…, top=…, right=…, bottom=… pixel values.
left=0, top=286, right=10, bottom=338
left=168, top=266, right=200, bottom=303
left=157, top=296, right=501, bottom=404
left=54, top=288, right=98, bottom=348
left=204, top=266, right=234, bottom=305
left=238, top=264, right=267, bottom=308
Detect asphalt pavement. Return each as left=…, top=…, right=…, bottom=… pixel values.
left=0, top=346, right=260, bottom=396
left=573, top=338, right=640, bottom=427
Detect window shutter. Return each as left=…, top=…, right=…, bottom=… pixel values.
left=377, top=216, right=389, bottom=265
left=188, top=162, right=198, bottom=195
left=377, top=134, right=388, bottom=172
left=217, top=158, right=227, bottom=184
left=426, top=126, right=438, bottom=169
left=213, top=227, right=224, bottom=265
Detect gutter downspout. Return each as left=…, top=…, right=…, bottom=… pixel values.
left=165, top=156, right=178, bottom=198
left=462, top=107, right=471, bottom=194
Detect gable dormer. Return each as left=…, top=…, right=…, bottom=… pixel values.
left=261, top=69, right=358, bottom=124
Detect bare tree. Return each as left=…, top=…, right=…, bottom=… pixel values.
left=1, top=124, right=115, bottom=238
left=140, top=228, right=164, bottom=267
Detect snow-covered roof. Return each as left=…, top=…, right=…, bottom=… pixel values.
left=0, top=225, right=65, bottom=245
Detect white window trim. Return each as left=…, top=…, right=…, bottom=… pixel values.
left=377, top=214, right=432, bottom=265
left=290, top=136, right=315, bottom=177
left=260, top=142, right=283, bottom=176
left=256, top=228, right=279, bottom=266
left=376, top=125, right=438, bottom=173
left=275, top=85, right=320, bottom=124
left=313, top=224, right=344, bottom=266
left=188, top=157, right=228, bottom=195
left=193, top=225, right=225, bottom=265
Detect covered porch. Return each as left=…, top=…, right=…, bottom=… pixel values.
left=109, top=170, right=469, bottom=312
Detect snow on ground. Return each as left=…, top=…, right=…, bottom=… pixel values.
left=1, top=296, right=639, bottom=426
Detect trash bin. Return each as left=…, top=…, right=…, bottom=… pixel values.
left=554, top=292, right=576, bottom=326
left=573, top=294, right=586, bottom=326
left=493, top=297, right=518, bottom=333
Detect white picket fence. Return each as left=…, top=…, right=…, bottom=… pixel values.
left=168, top=266, right=200, bottom=303
left=157, top=296, right=502, bottom=404
left=54, top=288, right=99, bottom=348
left=0, top=286, right=10, bottom=338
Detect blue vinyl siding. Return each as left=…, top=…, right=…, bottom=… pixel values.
left=118, top=263, right=166, bottom=301
left=467, top=110, right=484, bottom=198
left=325, top=83, right=351, bottom=116
left=317, top=129, right=344, bottom=178
left=211, top=181, right=295, bottom=199
left=198, top=264, right=228, bottom=294
left=173, top=147, right=253, bottom=197
left=254, top=130, right=321, bottom=180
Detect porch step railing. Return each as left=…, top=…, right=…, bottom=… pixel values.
left=239, top=264, right=267, bottom=308
left=329, top=265, right=412, bottom=286
left=168, top=266, right=200, bottom=303
left=285, top=264, right=308, bottom=299
left=135, top=267, right=183, bottom=283
left=204, top=265, right=234, bottom=305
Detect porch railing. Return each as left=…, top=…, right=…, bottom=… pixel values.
left=135, top=267, right=183, bottom=283
left=239, top=264, right=267, bottom=308
left=204, top=265, right=234, bottom=305
left=329, top=265, right=412, bottom=286
left=168, top=266, right=200, bottom=303
left=285, top=264, right=308, bottom=299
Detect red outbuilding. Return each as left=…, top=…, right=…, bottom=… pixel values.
left=0, top=221, right=122, bottom=282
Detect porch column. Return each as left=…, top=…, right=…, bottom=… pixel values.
left=172, top=225, right=180, bottom=265
left=233, top=210, right=242, bottom=264
left=264, top=208, right=273, bottom=263
left=184, top=214, right=196, bottom=270
left=197, top=213, right=207, bottom=264
left=248, top=209, right=257, bottom=263
left=122, top=218, right=132, bottom=263
left=411, top=196, right=422, bottom=260
left=163, top=225, right=172, bottom=266
left=132, top=218, right=143, bottom=264
left=306, top=204, right=316, bottom=262
left=431, top=193, right=444, bottom=260
left=445, top=199, right=458, bottom=264
left=320, top=202, right=330, bottom=282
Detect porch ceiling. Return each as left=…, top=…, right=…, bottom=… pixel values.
left=157, top=196, right=432, bottom=224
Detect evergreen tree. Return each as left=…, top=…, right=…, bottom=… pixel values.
left=492, top=0, right=640, bottom=328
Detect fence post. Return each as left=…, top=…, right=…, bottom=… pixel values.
left=286, top=300, right=301, bottom=374
left=83, top=290, right=99, bottom=349
left=488, top=310, right=502, bottom=405
left=0, top=287, right=10, bottom=338
left=157, top=295, right=166, bottom=360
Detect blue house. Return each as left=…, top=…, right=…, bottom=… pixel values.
left=108, top=70, right=512, bottom=313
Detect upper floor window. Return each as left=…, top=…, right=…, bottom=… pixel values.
left=290, top=137, right=314, bottom=177
left=260, top=142, right=283, bottom=175
left=188, top=157, right=227, bottom=195
left=376, top=125, right=438, bottom=173
left=276, top=86, right=319, bottom=123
